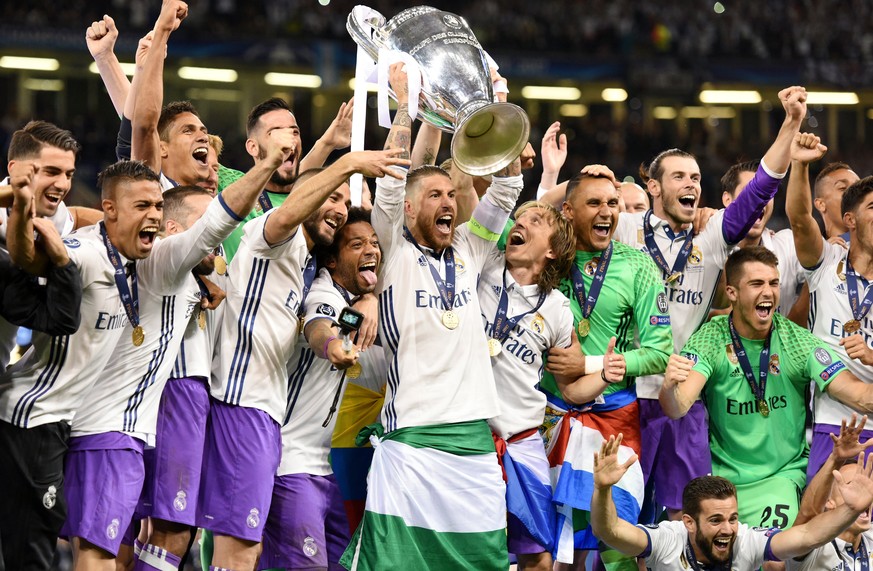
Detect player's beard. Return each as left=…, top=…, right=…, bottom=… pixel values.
left=303, top=209, right=336, bottom=248
left=694, top=528, right=734, bottom=564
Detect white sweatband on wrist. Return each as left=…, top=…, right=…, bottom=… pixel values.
left=585, top=355, right=604, bottom=375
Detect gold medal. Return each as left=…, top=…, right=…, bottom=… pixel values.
left=132, top=325, right=145, bottom=347
left=665, top=272, right=682, bottom=285
left=757, top=399, right=770, bottom=418
left=214, top=255, right=227, bottom=276
left=577, top=318, right=590, bottom=338
left=844, top=319, right=862, bottom=334
left=346, top=362, right=363, bottom=379
left=441, top=310, right=459, bottom=330
left=488, top=338, right=502, bottom=357
left=198, top=309, right=207, bottom=330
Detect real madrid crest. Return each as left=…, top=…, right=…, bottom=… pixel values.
left=688, top=246, right=703, bottom=266
left=769, top=353, right=780, bottom=375
left=531, top=313, right=545, bottom=334
left=584, top=258, right=599, bottom=276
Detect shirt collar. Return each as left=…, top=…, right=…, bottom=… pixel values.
left=648, top=211, right=690, bottom=241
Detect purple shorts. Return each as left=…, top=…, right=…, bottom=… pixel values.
left=139, top=377, right=210, bottom=525
left=507, top=513, right=543, bottom=555
left=60, top=433, right=145, bottom=556
left=196, top=398, right=281, bottom=542
left=258, top=473, right=350, bottom=570
left=808, top=423, right=873, bottom=482
left=638, top=399, right=712, bottom=510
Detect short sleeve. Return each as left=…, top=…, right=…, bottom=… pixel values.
left=303, top=285, right=346, bottom=328
left=241, top=211, right=304, bottom=260
left=554, top=296, right=574, bottom=349
left=636, top=522, right=685, bottom=565
left=682, top=322, right=723, bottom=380
left=805, top=239, right=842, bottom=285
left=806, top=343, right=848, bottom=391
left=63, top=235, right=98, bottom=288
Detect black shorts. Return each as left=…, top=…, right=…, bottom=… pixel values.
left=0, top=419, right=70, bottom=571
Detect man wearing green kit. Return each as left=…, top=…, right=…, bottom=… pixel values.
left=661, top=246, right=873, bottom=528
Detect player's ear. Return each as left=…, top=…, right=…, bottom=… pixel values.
left=725, top=284, right=738, bottom=303
left=647, top=178, right=661, bottom=199
left=844, top=210, right=856, bottom=231
left=682, top=513, right=696, bottom=534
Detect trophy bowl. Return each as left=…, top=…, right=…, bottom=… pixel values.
left=347, top=5, right=530, bottom=176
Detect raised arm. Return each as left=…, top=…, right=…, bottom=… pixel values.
left=86, top=14, right=128, bottom=117
left=130, top=0, right=187, bottom=172
left=591, top=434, right=649, bottom=556
left=786, top=132, right=828, bottom=268
left=411, top=122, right=442, bottom=169
left=659, top=355, right=707, bottom=419
left=6, top=162, right=48, bottom=275
left=264, top=149, right=408, bottom=247
left=299, top=98, right=354, bottom=172
left=721, top=86, right=806, bottom=243
left=771, top=451, right=873, bottom=560
left=304, top=316, right=358, bottom=371
left=795, top=414, right=873, bottom=526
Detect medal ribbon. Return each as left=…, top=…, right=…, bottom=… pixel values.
left=832, top=539, right=869, bottom=571
left=258, top=190, right=274, bottom=213
left=332, top=280, right=354, bottom=305
left=569, top=242, right=613, bottom=319
left=491, top=269, right=546, bottom=341
left=300, top=255, right=318, bottom=315
left=845, top=256, right=873, bottom=324
left=643, top=210, right=695, bottom=279
left=100, top=222, right=140, bottom=330
left=403, top=227, right=456, bottom=312
left=728, top=314, right=771, bottom=405
left=193, top=273, right=210, bottom=301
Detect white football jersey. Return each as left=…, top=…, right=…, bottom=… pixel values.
left=806, top=240, right=873, bottom=427
left=372, top=173, right=519, bottom=432
left=71, top=197, right=241, bottom=440
left=613, top=210, right=731, bottom=398
left=638, top=520, right=779, bottom=571
left=477, top=252, right=573, bottom=439
left=212, top=212, right=312, bottom=424
left=0, top=224, right=126, bottom=427
left=278, top=269, right=389, bottom=476
left=786, top=530, right=873, bottom=571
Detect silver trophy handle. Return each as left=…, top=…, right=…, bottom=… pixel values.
left=347, top=6, right=387, bottom=61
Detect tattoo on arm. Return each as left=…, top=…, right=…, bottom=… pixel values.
left=495, top=157, right=522, bottom=177
left=423, top=147, right=436, bottom=165
left=385, top=103, right=412, bottom=159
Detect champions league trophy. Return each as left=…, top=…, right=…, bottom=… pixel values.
left=347, top=5, right=530, bottom=176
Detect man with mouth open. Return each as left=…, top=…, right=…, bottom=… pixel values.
left=536, top=168, right=672, bottom=567
left=610, top=86, right=807, bottom=527
left=198, top=147, right=406, bottom=571
left=786, top=133, right=873, bottom=484
left=660, top=247, right=873, bottom=529
left=258, top=207, right=382, bottom=571
left=590, top=433, right=873, bottom=571
left=339, top=64, right=522, bottom=571
left=0, top=160, right=162, bottom=571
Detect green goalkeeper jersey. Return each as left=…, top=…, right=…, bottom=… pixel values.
left=683, top=312, right=848, bottom=487
left=540, top=240, right=672, bottom=401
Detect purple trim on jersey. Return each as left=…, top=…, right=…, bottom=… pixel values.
left=763, top=528, right=783, bottom=561
left=722, top=164, right=781, bottom=244
left=216, top=192, right=243, bottom=222
left=638, top=526, right=653, bottom=558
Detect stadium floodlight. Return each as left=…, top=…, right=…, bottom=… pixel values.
left=681, top=106, right=736, bottom=119
left=653, top=106, right=678, bottom=120
left=699, top=89, right=761, bottom=104
left=601, top=88, right=628, bottom=102
left=265, top=72, right=322, bottom=88
left=178, top=66, right=238, bottom=83
left=347, top=78, right=379, bottom=92
left=559, top=104, right=588, bottom=117
left=22, top=79, right=64, bottom=92
left=89, top=62, right=137, bottom=77
left=806, top=91, right=859, bottom=105
left=520, top=86, right=581, bottom=101
left=0, top=56, right=59, bottom=71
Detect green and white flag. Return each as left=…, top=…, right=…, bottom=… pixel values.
left=341, top=420, right=509, bottom=571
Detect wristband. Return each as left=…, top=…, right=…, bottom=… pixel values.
left=600, top=368, right=614, bottom=384
left=322, top=335, right=338, bottom=359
